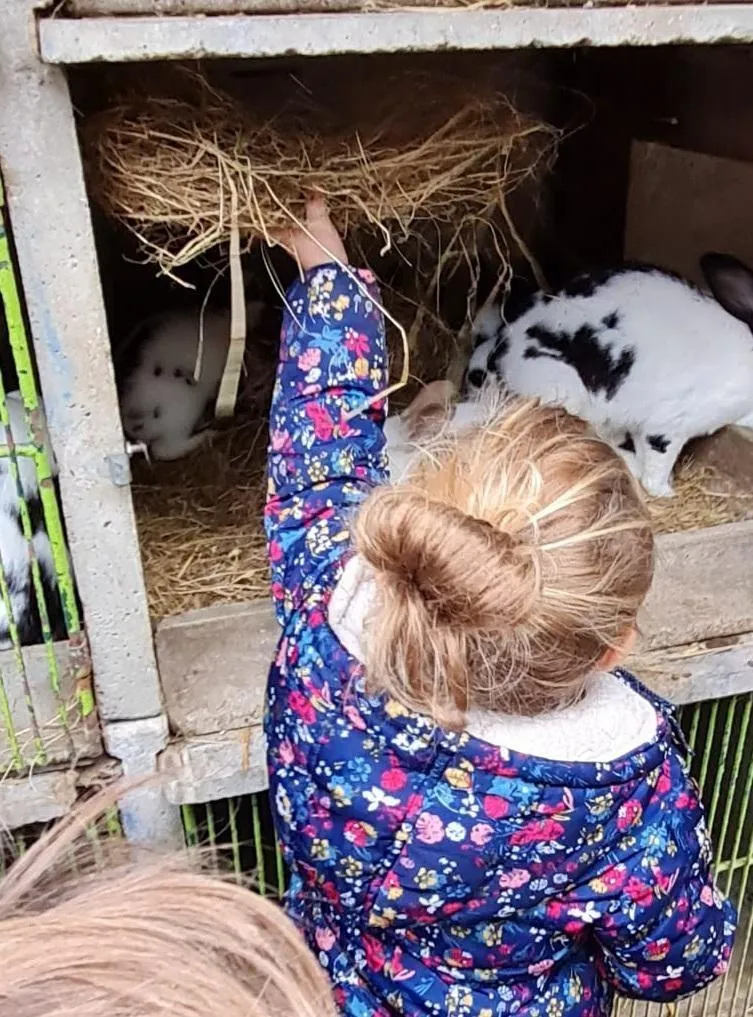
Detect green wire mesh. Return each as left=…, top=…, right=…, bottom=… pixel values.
left=0, top=174, right=90, bottom=778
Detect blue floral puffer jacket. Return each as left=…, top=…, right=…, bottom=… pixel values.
left=264, top=264, right=736, bottom=1017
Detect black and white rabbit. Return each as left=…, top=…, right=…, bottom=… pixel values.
left=0, top=392, right=71, bottom=648
left=464, top=254, right=753, bottom=498
left=118, top=299, right=268, bottom=462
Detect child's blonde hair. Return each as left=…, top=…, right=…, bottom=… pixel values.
left=0, top=788, right=335, bottom=1017
left=355, top=397, right=655, bottom=728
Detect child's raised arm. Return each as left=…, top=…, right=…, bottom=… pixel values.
left=264, top=199, right=389, bottom=626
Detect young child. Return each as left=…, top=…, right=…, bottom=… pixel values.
left=0, top=787, right=336, bottom=1017
left=265, top=199, right=736, bottom=1017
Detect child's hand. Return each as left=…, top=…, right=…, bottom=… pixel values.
left=280, top=197, right=348, bottom=272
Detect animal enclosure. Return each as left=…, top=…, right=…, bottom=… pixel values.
left=4, top=5, right=753, bottom=1017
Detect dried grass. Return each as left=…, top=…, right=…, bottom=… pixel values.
left=82, top=68, right=559, bottom=279
left=134, top=425, right=753, bottom=620
left=649, top=457, right=753, bottom=535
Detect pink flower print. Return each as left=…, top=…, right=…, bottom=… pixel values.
left=701, top=884, right=715, bottom=906
left=528, top=959, right=554, bottom=976
left=270, top=428, right=291, bottom=452
left=268, top=540, right=283, bottom=563
left=484, top=795, right=509, bottom=820
left=416, top=813, right=444, bottom=845
left=617, top=799, right=643, bottom=831
left=498, top=868, right=530, bottom=890
left=643, top=938, right=671, bottom=961
left=714, top=959, right=730, bottom=976
left=470, top=823, right=494, bottom=847
left=345, top=330, right=370, bottom=357
left=637, top=971, right=653, bottom=990
left=510, top=818, right=565, bottom=845
left=363, top=934, right=386, bottom=972
left=446, top=947, right=474, bottom=969
left=601, top=864, right=628, bottom=891
left=344, top=819, right=377, bottom=848
left=298, top=347, right=321, bottom=372
left=279, top=739, right=295, bottom=765
left=382, top=768, right=408, bottom=792
left=288, top=690, right=315, bottom=725
left=656, top=761, right=673, bottom=795
left=305, top=402, right=335, bottom=440
left=315, top=926, right=336, bottom=951
left=625, top=877, right=655, bottom=908
left=343, top=704, right=367, bottom=731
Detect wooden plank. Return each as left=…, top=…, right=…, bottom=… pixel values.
left=641, top=522, right=753, bottom=651
left=0, top=641, right=102, bottom=771
left=625, top=140, right=753, bottom=285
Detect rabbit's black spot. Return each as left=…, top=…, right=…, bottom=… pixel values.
left=173, top=368, right=184, bottom=380
left=466, top=368, right=487, bottom=389
left=504, top=290, right=536, bottom=326
left=27, top=494, right=45, bottom=536
left=541, top=294, right=552, bottom=305
left=185, top=375, right=198, bottom=387
left=154, top=365, right=163, bottom=377
left=131, top=423, right=144, bottom=434
left=562, top=274, right=597, bottom=299
left=619, top=433, right=636, bottom=454
left=524, top=323, right=635, bottom=401
left=558, top=263, right=699, bottom=301
left=153, top=407, right=162, bottom=420
left=648, top=433, right=670, bottom=453
left=602, top=311, right=620, bottom=330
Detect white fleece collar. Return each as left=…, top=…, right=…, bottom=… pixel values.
left=328, top=555, right=658, bottom=763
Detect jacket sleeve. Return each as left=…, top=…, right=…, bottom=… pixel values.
left=587, top=749, right=736, bottom=1002
left=265, top=263, right=389, bottom=627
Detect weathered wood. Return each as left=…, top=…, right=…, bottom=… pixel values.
left=0, top=641, right=102, bottom=771
left=641, top=522, right=753, bottom=651
left=625, top=140, right=753, bottom=286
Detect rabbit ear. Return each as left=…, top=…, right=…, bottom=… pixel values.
left=700, top=252, right=753, bottom=327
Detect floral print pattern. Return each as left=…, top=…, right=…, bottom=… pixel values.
left=265, top=264, right=736, bottom=1017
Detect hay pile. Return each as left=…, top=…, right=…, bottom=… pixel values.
left=83, top=68, right=558, bottom=277
left=134, top=430, right=753, bottom=620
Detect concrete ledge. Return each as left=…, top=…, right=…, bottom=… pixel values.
left=0, top=755, right=120, bottom=829
left=156, top=600, right=276, bottom=738
left=39, top=7, right=753, bottom=65
left=160, top=727, right=267, bottom=805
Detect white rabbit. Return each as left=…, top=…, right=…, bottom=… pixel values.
left=0, top=392, right=70, bottom=648
left=464, top=254, right=753, bottom=498
left=119, top=300, right=265, bottom=461
left=384, top=380, right=486, bottom=483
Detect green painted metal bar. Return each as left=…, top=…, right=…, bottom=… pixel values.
left=715, top=696, right=752, bottom=870
left=696, top=699, right=719, bottom=794
left=181, top=804, right=199, bottom=848
left=705, top=695, right=737, bottom=835
left=228, top=798, right=242, bottom=880
left=275, top=835, right=285, bottom=898
left=252, top=793, right=266, bottom=897
left=0, top=175, right=81, bottom=643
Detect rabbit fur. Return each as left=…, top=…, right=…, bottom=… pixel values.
left=464, top=254, right=753, bottom=498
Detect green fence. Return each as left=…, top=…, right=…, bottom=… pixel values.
left=0, top=174, right=92, bottom=780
